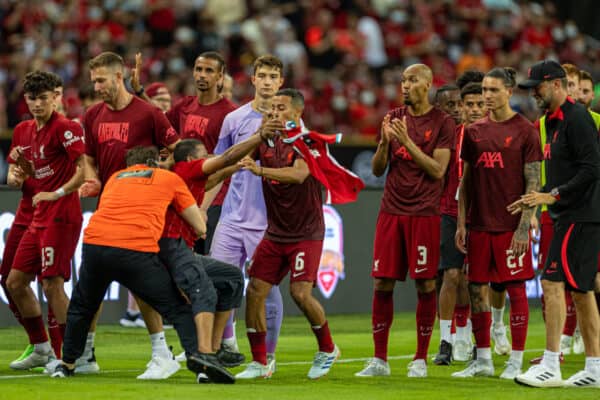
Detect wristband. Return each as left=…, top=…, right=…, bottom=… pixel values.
left=55, top=187, right=66, bottom=197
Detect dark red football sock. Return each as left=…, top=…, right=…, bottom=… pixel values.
left=471, top=311, right=491, bottom=349
left=311, top=321, right=335, bottom=353
left=454, top=303, right=470, bottom=327
left=507, top=282, right=529, bottom=351
left=372, top=290, right=394, bottom=362
left=562, top=290, right=577, bottom=336
left=247, top=331, right=267, bottom=365
left=414, top=291, right=436, bottom=360
left=47, top=307, right=62, bottom=358
left=22, top=316, right=48, bottom=344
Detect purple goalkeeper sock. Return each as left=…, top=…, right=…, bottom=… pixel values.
left=222, top=311, right=236, bottom=340
left=265, top=285, right=283, bottom=354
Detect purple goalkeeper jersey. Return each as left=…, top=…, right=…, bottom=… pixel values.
left=214, top=102, right=267, bottom=230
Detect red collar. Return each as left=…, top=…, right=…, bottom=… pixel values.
left=547, top=96, right=575, bottom=121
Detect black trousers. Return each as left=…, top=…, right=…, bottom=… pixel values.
left=62, top=244, right=197, bottom=363
left=158, top=237, right=244, bottom=314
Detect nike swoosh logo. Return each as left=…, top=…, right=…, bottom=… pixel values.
left=510, top=269, right=524, bottom=275
left=373, top=328, right=385, bottom=333
left=415, top=267, right=428, bottom=273
left=292, top=271, right=305, bottom=278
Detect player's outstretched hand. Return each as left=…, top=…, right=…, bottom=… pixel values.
left=259, top=119, right=284, bottom=140
left=506, top=198, right=529, bottom=215
left=238, top=156, right=260, bottom=175
left=79, top=178, right=102, bottom=197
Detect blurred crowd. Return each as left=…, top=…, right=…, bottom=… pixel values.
left=1, top=0, right=600, bottom=141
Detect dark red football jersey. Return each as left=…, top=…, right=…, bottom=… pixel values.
left=257, top=137, right=324, bottom=243
left=379, top=106, right=456, bottom=216
left=162, top=159, right=207, bottom=248
left=27, top=112, right=85, bottom=227
left=7, top=123, right=36, bottom=225
left=440, top=124, right=465, bottom=217
left=461, top=114, right=542, bottom=232
left=166, top=96, right=236, bottom=207
left=83, top=97, right=179, bottom=185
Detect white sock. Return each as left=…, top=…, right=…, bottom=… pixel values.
left=510, top=350, right=523, bottom=365
left=585, top=357, right=600, bottom=374
left=440, top=319, right=453, bottom=343
left=541, top=350, right=560, bottom=371
left=34, top=341, right=51, bottom=354
left=81, top=332, right=95, bottom=358
left=456, top=326, right=468, bottom=342
left=560, top=334, right=572, bottom=344
left=476, top=347, right=492, bottom=360
left=127, top=308, right=140, bottom=315
left=150, top=332, right=170, bottom=358
left=491, top=307, right=505, bottom=327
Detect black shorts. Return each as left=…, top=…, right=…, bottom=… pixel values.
left=439, top=214, right=465, bottom=271
left=194, top=253, right=244, bottom=312
left=542, top=221, right=600, bottom=292
left=159, top=237, right=244, bottom=313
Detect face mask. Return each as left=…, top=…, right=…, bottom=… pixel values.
left=360, top=90, right=376, bottom=106
left=331, top=95, right=348, bottom=111
left=88, top=6, right=103, bottom=21
left=565, top=23, right=578, bottom=39
left=168, top=58, right=185, bottom=73
left=390, top=10, right=407, bottom=24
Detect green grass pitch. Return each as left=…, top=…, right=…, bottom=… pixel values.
left=0, top=310, right=597, bottom=399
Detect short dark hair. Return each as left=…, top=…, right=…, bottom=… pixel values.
left=126, top=146, right=159, bottom=167
left=485, top=67, right=517, bottom=88
left=197, top=51, right=225, bottom=73
left=174, top=139, right=204, bottom=163
left=435, top=84, right=460, bottom=103
left=461, top=82, right=483, bottom=99
left=253, top=55, right=283, bottom=76
left=276, top=88, right=304, bottom=109
left=456, top=70, right=484, bottom=89
left=89, top=52, right=124, bottom=71
left=580, top=70, right=594, bottom=85
left=23, top=71, right=63, bottom=96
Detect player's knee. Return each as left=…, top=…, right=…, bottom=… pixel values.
left=443, top=268, right=460, bottom=287
left=373, top=278, right=394, bottom=291
left=415, top=278, right=436, bottom=293
left=5, top=273, right=28, bottom=293
left=41, top=277, right=65, bottom=298
left=490, top=281, right=505, bottom=293
left=289, top=284, right=310, bottom=304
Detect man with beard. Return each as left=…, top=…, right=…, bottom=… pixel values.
left=513, top=59, right=600, bottom=388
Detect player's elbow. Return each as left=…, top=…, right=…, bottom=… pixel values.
left=429, top=167, right=445, bottom=180
left=293, top=172, right=309, bottom=184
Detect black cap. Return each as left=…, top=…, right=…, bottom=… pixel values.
left=518, top=60, right=566, bottom=89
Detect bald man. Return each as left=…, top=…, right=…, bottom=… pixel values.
left=356, top=64, right=456, bottom=378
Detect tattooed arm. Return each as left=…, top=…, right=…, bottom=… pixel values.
left=510, top=161, right=540, bottom=256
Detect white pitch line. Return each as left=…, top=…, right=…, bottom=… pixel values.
left=0, top=349, right=546, bottom=380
